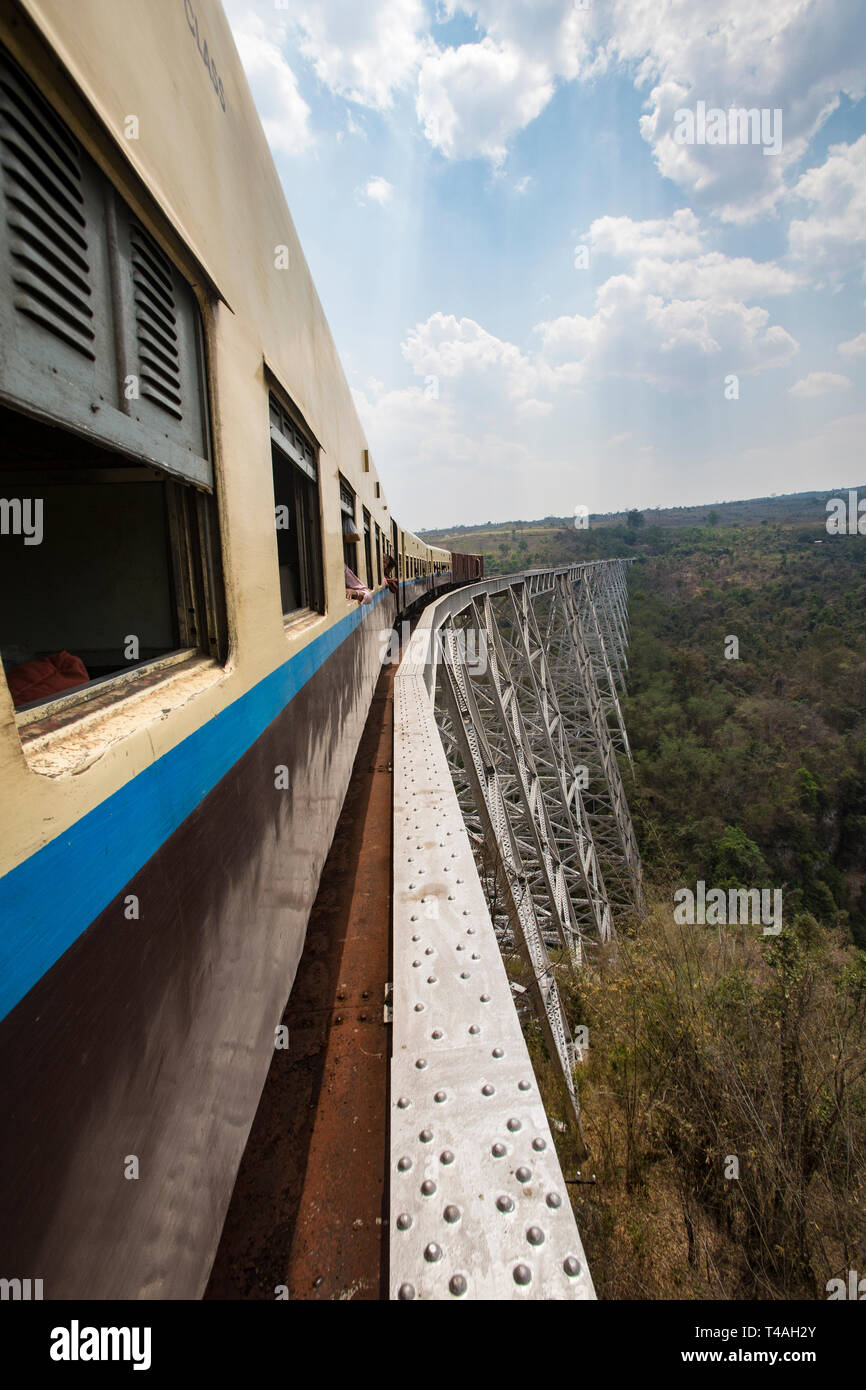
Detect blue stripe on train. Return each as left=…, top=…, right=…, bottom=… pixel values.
left=0, top=589, right=396, bottom=1023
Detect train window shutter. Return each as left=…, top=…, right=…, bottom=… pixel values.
left=129, top=220, right=184, bottom=419
left=0, top=45, right=212, bottom=491
left=111, top=201, right=212, bottom=487
left=269, top=393, right=317, bottom=484
left=0, top=70, right=94, bottom=358
left=0, top=48, right=111, bottom=416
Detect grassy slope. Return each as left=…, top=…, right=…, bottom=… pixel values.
left=455, top=507, right=866, bottom=1298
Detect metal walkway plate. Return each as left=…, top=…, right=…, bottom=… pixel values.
left=391, top=638, right=596, bottom=1300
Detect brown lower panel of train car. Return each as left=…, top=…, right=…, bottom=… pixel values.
left=0, top=601, right=393, bottom=1300
left=205, top=657, right=395, bottom=1301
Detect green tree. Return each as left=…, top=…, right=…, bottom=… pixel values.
left=710, top=826, right=769, bottom=889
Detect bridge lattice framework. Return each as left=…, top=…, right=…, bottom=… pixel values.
left=389, top=558, right=642, bottom=1300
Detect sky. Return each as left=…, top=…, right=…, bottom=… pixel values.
left=223, top=0, right=866, bottom=531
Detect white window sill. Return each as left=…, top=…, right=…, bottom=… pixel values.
left=17, top=651, right=227, bottom=779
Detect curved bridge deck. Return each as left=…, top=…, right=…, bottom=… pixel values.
left=388, top=559, right=638, bottom=1299
left=208, top=561, right=637, bottom=1301
left=390, top=618, right=595, bottom=1299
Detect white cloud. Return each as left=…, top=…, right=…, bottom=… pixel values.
left=416, top=38, right=553, bottom=164
left=615, top=251, right=799, bottom=303
left=789, top=371, right=852, bottom=398
left=351, top=380, right=542, bottom=527
left=437, top=0, right=595, bottom=83
left=402, top=312, right=548, bottom=400
left=357, top=175, right=395, bottom=205
left=515, top=397, right=553, bottom=418
left=838, top=332, right=866, bottom=358
left=613, top=0, right=866, bottom=223
left=223, top=2, right=312, bottom=154
left=420, top=2, right=866, bottom=219
left=222, top=2, right=865, bottom=524
left=789, top=135, right=866, bottom=283
left=413, top=0, right=598, bottom=164
left=536, top=211, right=799, bottom=390
left=559, top=284, right=798, bottom=390
left=336, top=110, right=368, bottom=143
left=398, top=210, right=800, bottom=410
left=226, top=2, right=866, bottom=227
left=589, top=209, right=705, bottom=261
left=291, top=0, right=429, bottom=110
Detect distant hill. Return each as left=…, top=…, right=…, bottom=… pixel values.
left=420, top=486, right=866, bottom=538
left=419, top=486, right=866, bottom=574
left=422, top=489, right=866, bottom=542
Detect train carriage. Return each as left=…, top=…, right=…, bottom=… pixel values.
left=0, top=0, right=481, bottom=1300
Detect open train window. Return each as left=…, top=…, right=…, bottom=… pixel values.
left=0, top=404, right=224, bottom=714
left=362, top=508, right=373, bottom=589
left=270, top=393, right=324, bottom=619
left=340, top=476, right=359, bottom=577
left=374, top=523, right=382, bottom=585
left=0, top=49, right=225, bottom=717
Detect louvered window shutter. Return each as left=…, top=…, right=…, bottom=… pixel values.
left=268, top=392, right=317, bottom=484
left=0, top=46, right=212, bottom=490
left=113, top=204, right=212, bottom=485
left=129, top=220, right=184, bottom=418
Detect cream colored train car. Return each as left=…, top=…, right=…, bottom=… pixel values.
left=397, top=528, right=453, bottom=606
left=0, top=0, right=472, bottom=1300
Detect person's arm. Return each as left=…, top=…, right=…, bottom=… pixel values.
left=345, top=564, right=373, bottom=604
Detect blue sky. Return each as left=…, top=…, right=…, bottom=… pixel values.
left=224, top=0, right=866, bottom=530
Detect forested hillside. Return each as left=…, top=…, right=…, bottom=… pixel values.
left=625, top=523, right=866, bottom=947
left=578, top=521, right=866, bottom=1299
left=436, top=508, right=866, bottom=943
left=420, top=485, right=864, bottom=554
left=475, top=508, right=866, bottom=1299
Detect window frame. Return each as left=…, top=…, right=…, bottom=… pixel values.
left=2, top=419, right=227, bottom=726
left=339, top=474, right=358, bottom=580
left=0, top=41, right=230, bottom=739
left=269, top=390, right=325, bottom=622
left=362, top=507, right=373, bottom=589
